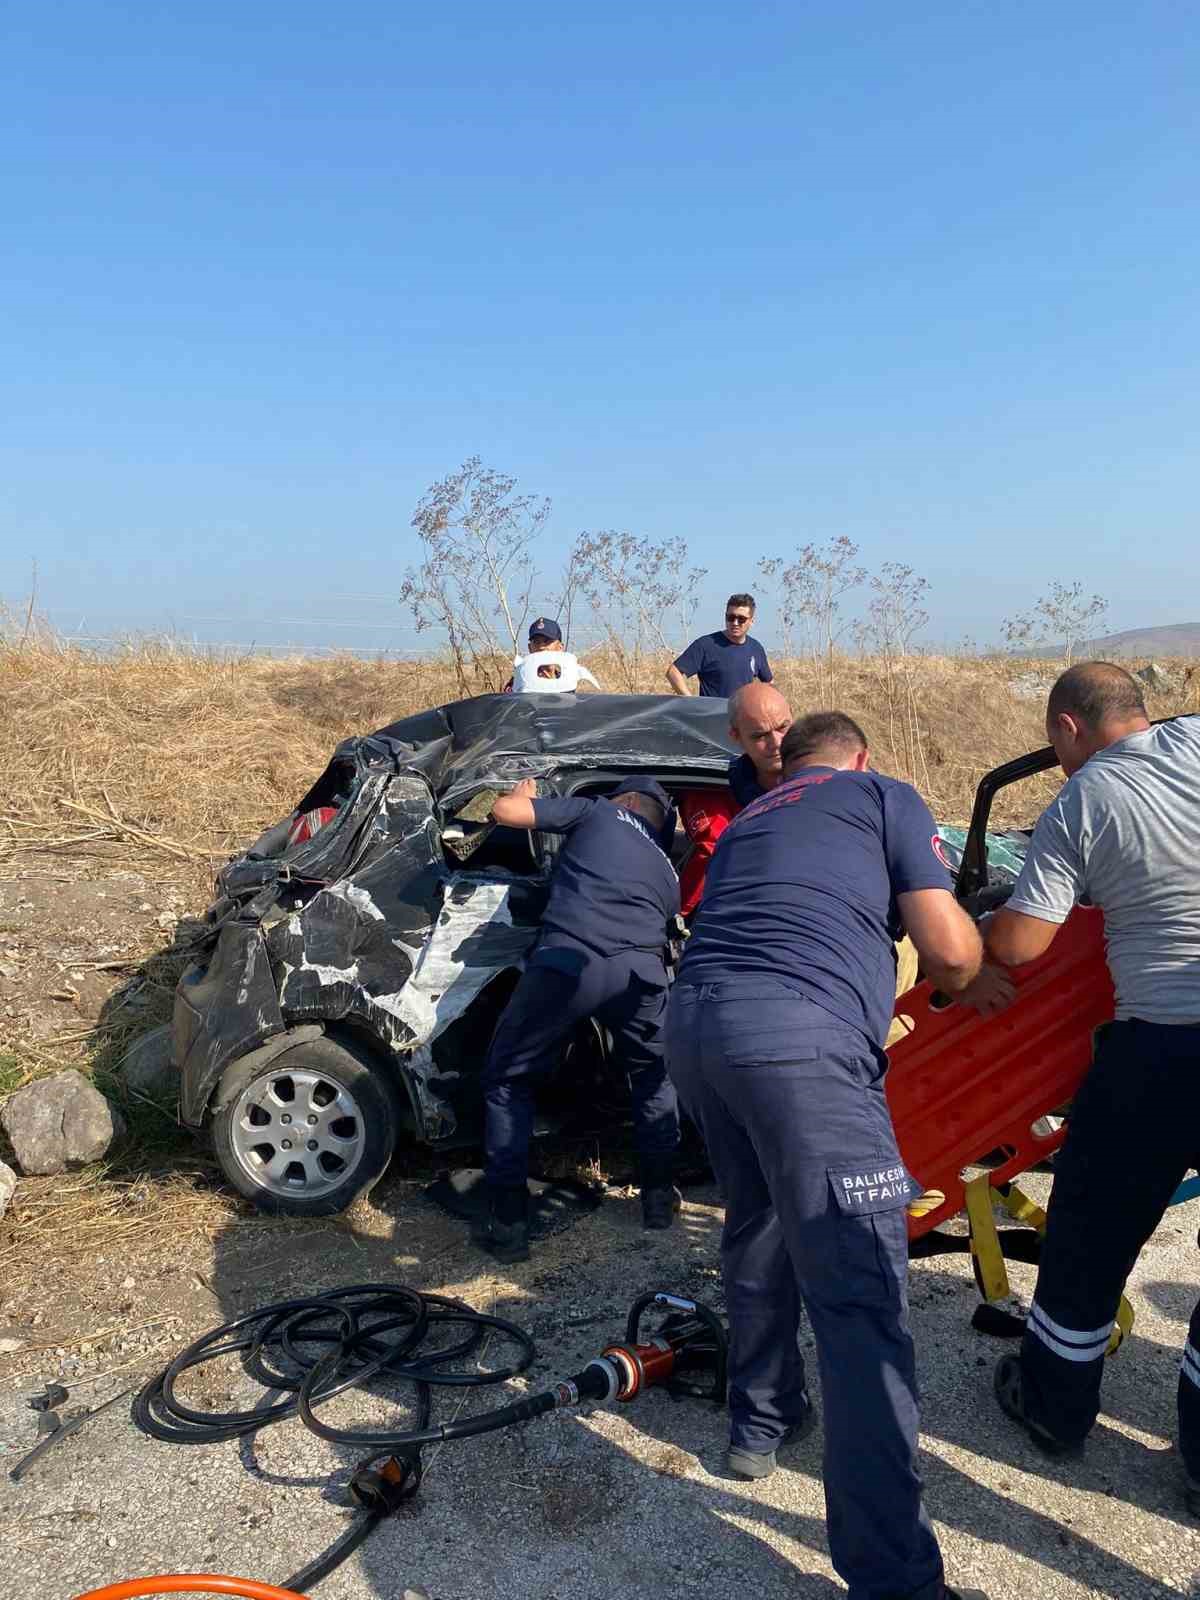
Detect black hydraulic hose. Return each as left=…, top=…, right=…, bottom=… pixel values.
left=133, top=1284, right=542, bottom=1593
left=281, top=1508, right=381, bottom=1594
left=134, top=1283, right=619, bottom=1592
left=134, top=1284, right=538, bottom=1451
left=294, top=1303, right=555, bottom=1448
left=134, top=1284, right=534, bottom=1448
left=128, top=1283, right=727, bottom=1595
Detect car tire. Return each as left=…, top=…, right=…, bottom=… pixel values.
left=211, top=1033, right=402, bottom=1217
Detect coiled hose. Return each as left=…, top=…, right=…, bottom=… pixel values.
left=133, top=1283, right=542, bottom=1591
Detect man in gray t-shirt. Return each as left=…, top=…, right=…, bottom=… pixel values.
left=962, top=662, right=1200, bottom=1509
left=1005, top=712, right=1200, bottom=1021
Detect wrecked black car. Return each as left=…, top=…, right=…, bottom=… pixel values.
left=174, top=693, right=740, bottom=1215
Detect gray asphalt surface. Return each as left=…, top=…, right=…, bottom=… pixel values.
left=2, top=1173, right=1199, bottom=1600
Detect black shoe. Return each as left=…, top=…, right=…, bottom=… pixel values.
left=994, top=1353, right=1083, bottom=1459
left=944, top=1588, right=991, bottom=1599
left=642, top=1184, right=682, bottom=1230
left=725, top=1392, right=816, bottom=1479
left=482, top=1184, right=531, bottom=1264
left=638, top=1151, right=682, bottom=1230
left=1186, top=1473, right=1200, bottom=1518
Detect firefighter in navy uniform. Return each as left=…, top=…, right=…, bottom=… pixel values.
left=667, top=713, right=989, bottom=1600
left=480, top=776, right=682, bottom=1263
left=962, top=663, right=1200, bottom=1514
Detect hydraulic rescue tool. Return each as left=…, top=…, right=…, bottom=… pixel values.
left=68, top=1286, right=729, bottom=1600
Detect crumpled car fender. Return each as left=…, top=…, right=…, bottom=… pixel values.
left=207, top=1023, right=327, bottom=1113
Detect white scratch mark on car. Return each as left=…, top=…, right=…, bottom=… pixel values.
left=326, top=882, right=386, bottom=922
left=299, top=956, right=361, bottom=986
left=373, top=875, right=534, bottom=1044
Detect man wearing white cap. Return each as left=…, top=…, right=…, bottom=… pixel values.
left=504, top=617, right=601, bottom=694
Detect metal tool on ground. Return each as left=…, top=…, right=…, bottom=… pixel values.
left=597, top=1291, right=728, bottom=1406
left=9, top=1384, right=137, bottom=1484
left=75, top=1284, right=725, bottom=1598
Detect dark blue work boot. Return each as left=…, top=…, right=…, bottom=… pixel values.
left=994, top=1353, right=1083, bottom=1459
left=482, top=1183, right=530, bottom=1264
left=724, top=1392, right=816, bottom=1478
left=944, top=1588, right=991, bottom=1599
left=638, top=1151, right=682, bottom=1230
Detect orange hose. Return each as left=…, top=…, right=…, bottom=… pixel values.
left=72, top=1578, right=309, bottom=1600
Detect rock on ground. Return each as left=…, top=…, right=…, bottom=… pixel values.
left=1009, top=670, right=1055, bottom=702
left=0, top=1159, right=14, bottom=1219
left=1135, top=660, right=1181, bottom=696
left=118, top=1024, right=176, bottom=1100
left=0, top=1069, right=125, bottom=1175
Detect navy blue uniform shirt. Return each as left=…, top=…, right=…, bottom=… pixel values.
left=531, top=797, right=680, bottom=959
left=679, top=768, right=951, bottom=1046
left=673, top=632, right=773, bottom=698
left=728, top=751, right=766, bottom=808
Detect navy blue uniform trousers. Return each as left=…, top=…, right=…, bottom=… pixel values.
left=667, top=977, right=944, bottom=1600
left=1020, top=1018, right=1200, bottom=1469
left=484, top=941, right=679, bottom=1188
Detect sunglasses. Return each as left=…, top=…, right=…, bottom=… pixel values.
left=725, top=613, right=752, bottom=624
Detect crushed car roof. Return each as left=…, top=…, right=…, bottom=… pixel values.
left=301, top=692, right=740, bottom=815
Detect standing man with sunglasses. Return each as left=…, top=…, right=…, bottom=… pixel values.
left=666, top=594, right=773, bottom=699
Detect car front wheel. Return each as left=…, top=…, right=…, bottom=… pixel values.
left=211, top=1034, right=401, bottom=1216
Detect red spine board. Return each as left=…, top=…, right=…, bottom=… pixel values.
left=886, top=906, right=1114, bottom=1238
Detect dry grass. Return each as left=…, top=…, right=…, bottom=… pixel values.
left=0, top=633, right=441, bottom=898
left=1, top=1167, right=237, bottom=1280
left=1, top=630, right=1198, bottom=1278
left=2, top=631, right=1198, bottom=879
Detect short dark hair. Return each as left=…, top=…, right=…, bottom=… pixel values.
left=781, top=711, right=868, bottom=769
left=726, top=593, right=755, bottom=614
left=1046, top=662, right=1147, bottom=727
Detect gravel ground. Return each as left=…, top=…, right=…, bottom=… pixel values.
left=2, top=1171, right=1199, bottom=1600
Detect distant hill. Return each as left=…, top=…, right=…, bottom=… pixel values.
left=1082, top=623, right=1200, bottom=658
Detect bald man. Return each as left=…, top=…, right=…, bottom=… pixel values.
left=728, top=682, right=794, bottom=805
left=729, top=684, right=918, bottom=1021
left=961, top=664, right=1200, bottom=1511
left=679, top=685, right=919, bottom=1025
left=678, top=684, right=794, bottom=917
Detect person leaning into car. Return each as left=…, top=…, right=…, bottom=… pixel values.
left=478, top=776, right=682, bottom=1263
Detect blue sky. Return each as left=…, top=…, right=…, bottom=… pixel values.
left=2, top=3, right=1197, bottom=653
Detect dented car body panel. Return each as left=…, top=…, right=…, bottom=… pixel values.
left=175, top=693, right=737, bottom=1138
